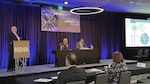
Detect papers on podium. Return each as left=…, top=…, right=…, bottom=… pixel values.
left=80, top=47, right=92, bottom=50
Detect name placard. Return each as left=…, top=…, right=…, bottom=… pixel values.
left=137, top=62, right=146, bottom=68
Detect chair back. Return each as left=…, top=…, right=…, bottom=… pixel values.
left=66, top=80, right=85, bottom=84
left=137, top=49, right=143, bottom=56
left=118, top=71, right=131, bottom=84
left=143, top=49, right=149, bottom=56
left=95, top=73, right=108, bottom=84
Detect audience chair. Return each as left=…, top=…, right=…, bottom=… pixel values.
left=142, top=49, right=149, bottom=60
left=133, top=49, right=143, bottom=62
left=118, top=71, right=131, bottom=84
left=95, top=73, right=108, bottom=84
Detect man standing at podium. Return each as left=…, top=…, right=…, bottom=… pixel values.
left=7, top=26, right=20, bottom=72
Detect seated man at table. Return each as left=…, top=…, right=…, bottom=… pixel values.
left=56, top=53, right=86, bottom=84
left=75, top=38, right=87, bottom=50
left=59, top=38, right=70, bottom=50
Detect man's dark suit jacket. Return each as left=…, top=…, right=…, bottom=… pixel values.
left=56, top=66, right=86, bottom=84
left=7, top=32, right=18, bottom=51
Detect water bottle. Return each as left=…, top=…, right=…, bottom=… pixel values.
left=91, top=44, right=94, bottom=49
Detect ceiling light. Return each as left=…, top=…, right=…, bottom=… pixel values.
left=70, top=7, right=104, bottom=15
left=64, top=1, right=68, bottom=4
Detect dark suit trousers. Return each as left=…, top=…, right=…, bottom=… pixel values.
left=8, top=50, right=15, bottom=70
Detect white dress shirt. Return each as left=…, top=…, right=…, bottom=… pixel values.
left=13, top=32, right=20, bottom=41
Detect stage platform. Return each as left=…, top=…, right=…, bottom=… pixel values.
left=0, top=59, right=137, bottom=78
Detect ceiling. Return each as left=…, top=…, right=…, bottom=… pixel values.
left=15, top=0, right=150, bottom=14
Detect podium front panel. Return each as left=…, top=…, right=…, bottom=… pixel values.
left=13, top=41, right=30, bottom=58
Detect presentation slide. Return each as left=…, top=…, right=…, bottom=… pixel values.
left=41, top=7, right=80, bottom=33
left=125, top=18, right=150, bottom=47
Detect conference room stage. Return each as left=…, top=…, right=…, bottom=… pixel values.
left=1, top=1, right=150, bottom=84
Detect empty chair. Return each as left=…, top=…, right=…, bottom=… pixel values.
left=143, top=49, right=149, bottom=58
left=133, top=49, right=143, bottom=61
left=134, top=49, right=149, bottom=61
left=118, top=71, right=131, bottom=84
left=133, top=49, right=143, bottom=57
left=138, top=49, right=143, bottom=56
left=142, top=49, right=149, bottom=61
left=95, top=73, right=108, bottom=84
left=66, top=80, right=85, bottom=84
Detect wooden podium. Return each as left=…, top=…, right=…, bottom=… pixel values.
left=13, top=41, right=30, bottom=73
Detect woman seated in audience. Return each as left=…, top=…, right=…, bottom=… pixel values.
left=108, top=51, right=128, bottom=84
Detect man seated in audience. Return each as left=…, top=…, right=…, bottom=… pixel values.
left=108, top=51, right=128, bottom=84
left=56, top=53, right=86, bottom=84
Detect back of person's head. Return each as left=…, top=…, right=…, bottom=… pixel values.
left=65, top=53, right=77, bottom=67
left=113, top=51, right=124, bottom=63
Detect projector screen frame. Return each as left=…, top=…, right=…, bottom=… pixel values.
left=124, top=17, right=150, bottom=48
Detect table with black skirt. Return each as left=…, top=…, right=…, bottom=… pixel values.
left=52, top=49, right=100, bottom=67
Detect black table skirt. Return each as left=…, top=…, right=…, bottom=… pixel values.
left=52, top=49, right=100, bottom=67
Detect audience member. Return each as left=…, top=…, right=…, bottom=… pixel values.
left=56, top=53, right=86, bottom=84
left=108, top=51, right=128, bottom=84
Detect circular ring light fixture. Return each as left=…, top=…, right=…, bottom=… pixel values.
left=70, top=7, right=104, bottom=15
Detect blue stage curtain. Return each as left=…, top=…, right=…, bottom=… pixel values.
left=0, top=1, right=14, bottom=68
left=80, top=13, right=123, bottom=59
left=0, top=1, right=123, bottom=68
left=0, top=1, right=42, bottom=68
